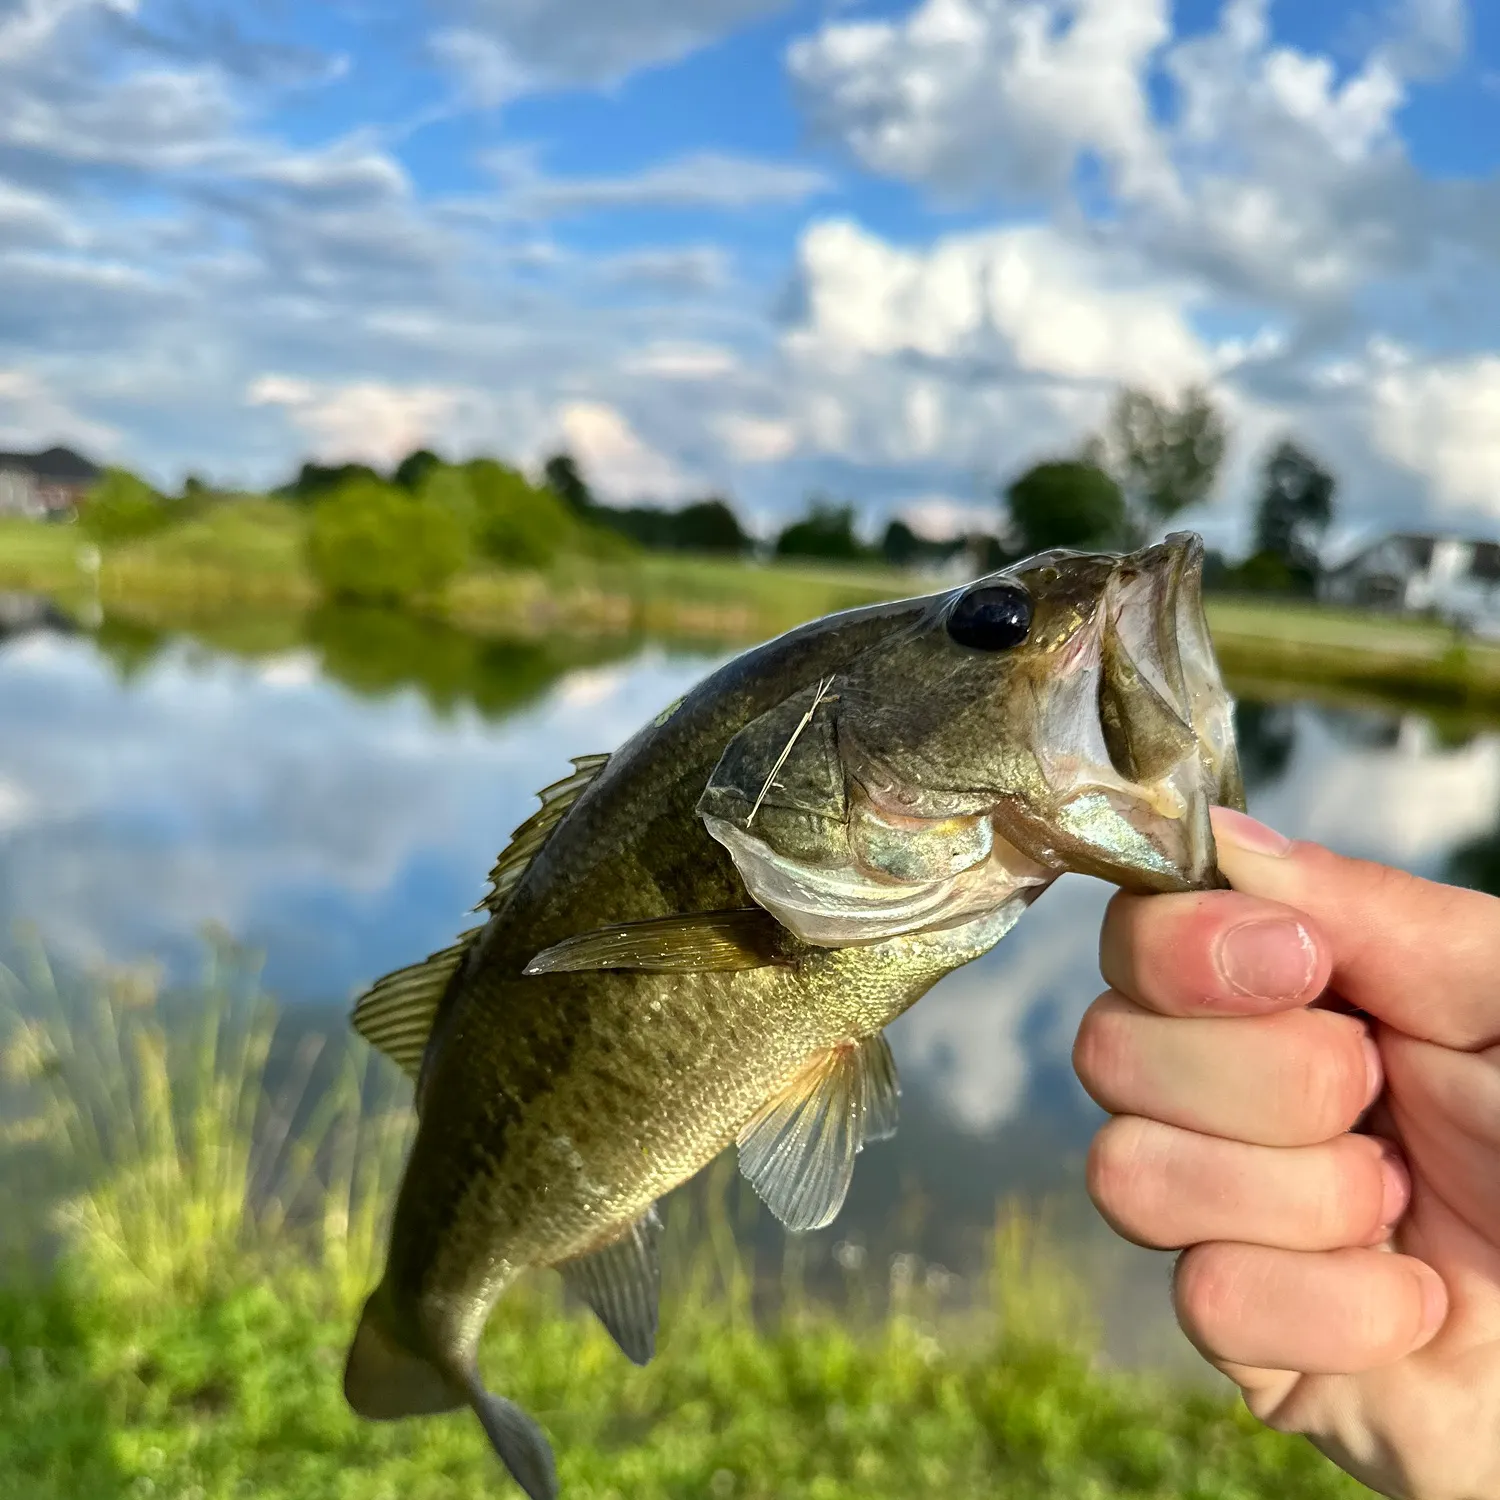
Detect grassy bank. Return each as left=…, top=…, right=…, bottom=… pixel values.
left=0, top=514, right=911, bottom=643
left=8, top=510, right=1500, bottom=709
left=0, top=946, right=1368, bottom=1499
left=1205, top=595, right=1500, bottom=708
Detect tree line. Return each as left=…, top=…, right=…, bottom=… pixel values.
left=68, top=383, right=1340, bottom=607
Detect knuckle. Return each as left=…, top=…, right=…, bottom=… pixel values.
left=1280, top=1021, right=1367, bottom=1139
left=1072, top=997, right=1137, bottom=1107
left=1172, top=1242, right=1252, bottom=1342
left=1086, top=1117, right=1164, bottom=1240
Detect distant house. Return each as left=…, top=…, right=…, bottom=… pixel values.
left=1318, top=533, right=1500, bottom=635
left=0, top=446, right=102, bottom=520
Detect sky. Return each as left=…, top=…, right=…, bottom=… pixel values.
left=5, top=0, right=1500, bottom=549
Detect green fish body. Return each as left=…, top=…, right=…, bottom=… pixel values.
left=344, top=535, right=1244, bottom=1498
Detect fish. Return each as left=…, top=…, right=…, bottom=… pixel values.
left=342, top=531, right=1244, bottom=1498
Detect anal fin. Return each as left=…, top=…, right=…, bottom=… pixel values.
left=556, top=1206, right=663, bottom=1365
left=737, top=1032, right=900, bottom=1233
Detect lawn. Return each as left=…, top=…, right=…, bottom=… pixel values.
left=6, top=508, right=1500, bottom=706
left=0, top=945, right=1371, bottom=1500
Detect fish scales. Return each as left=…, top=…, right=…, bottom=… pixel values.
left=344, top=534, right=1245, bottom=1500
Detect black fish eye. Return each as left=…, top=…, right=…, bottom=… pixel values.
left=946, top=584, right=1032, bottom=651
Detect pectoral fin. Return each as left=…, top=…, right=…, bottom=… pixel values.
left=523, top=908, right=795, bottom=976
left=556, top=1205, right=662, bottom=1366
left=737, top=1033, right=900, bottom=1233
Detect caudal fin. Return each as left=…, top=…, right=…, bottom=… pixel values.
left=467, top=1375, right=559, bottom=1500
left=344, top=1290, right=462, bottom=1420
left=346, top=1289, right=559, bottom=1499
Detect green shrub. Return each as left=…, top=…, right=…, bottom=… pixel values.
left=462, top=459, right=578, bottom=568
left=78, top=469, right=172, bottom=546
left=306, top=478, right=467, bottom=606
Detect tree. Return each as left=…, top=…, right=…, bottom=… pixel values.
left=281, top=461, right=383, bottom=505
left=1252, top=439, right=1336, bottom=586
left=1003, top=461, right=1128, bottom=555
left=392, top=449, right=442, bottom=492
left=543, top=453, right=595, bottom=515
left=670, top=498, right=751, bottom=554
left=1102, top=385, right=1228, bottom=527
left=306, top=477, right=467, bottom=606
left=463, top=459, right=577, bottom=568
left=881, top=518, right=923, bottom=568
left=775, top=500, right=868, bottom=562
left=78, top=469, right=171, bottom=545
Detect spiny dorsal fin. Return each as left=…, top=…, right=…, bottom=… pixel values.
left=351, top=927, right=484, bottom=1080
left=737, top=1032, right=900, bottom=1233
left=556, top=1205, right=663, bottom=1366
left=480, top=753, right=611, bottom=916
left=523, top=907, right=794, bottom=976
left=351, top=754, right=611, bottom=1080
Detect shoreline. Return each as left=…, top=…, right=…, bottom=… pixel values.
left=6, top=534, right=1500, bottom=715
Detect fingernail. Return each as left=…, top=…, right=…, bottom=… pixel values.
left=1375, top=1142, right=1410, bottom=1239
left=1215, top=918, right=1316, bottom=1000
left=1414, top=1266, right=1447, bottom=1346
left=1363, top=1028, right=1384, bottom=1108
left=1212, top=807, right=1293, bottom=857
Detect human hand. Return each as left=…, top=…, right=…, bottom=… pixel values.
left=1073, top=805, right=1500, bottom=1500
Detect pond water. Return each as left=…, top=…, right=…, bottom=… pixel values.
left=2, top=603, right=1498, bottom=1369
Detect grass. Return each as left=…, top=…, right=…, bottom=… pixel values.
left=8, top=505, right=1500, bottom=709
left=0, top=514, right=911, bottom=644
left=0, top=940, right=1373, bottom=1499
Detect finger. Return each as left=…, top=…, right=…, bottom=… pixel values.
left=1087, top=1116, right=1410, bottom=1251
left=1099, top=888, right=1328, bottom=1017
left=1073, top=991, right=1380, bottom=1146
left=1173, top=1242, right=1447, bottom=1375
left=1211, top=806, right=1500, bottom=1049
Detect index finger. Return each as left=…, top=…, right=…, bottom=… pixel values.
left=1211, top=806, right=1500, bottom=1050
left=1100, top=888, right=1330, bottom=1018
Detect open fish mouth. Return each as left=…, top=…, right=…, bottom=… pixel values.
left=1109, top=532, right=1243, bottom=814
left=1047, top=531, right=1243, bottom=890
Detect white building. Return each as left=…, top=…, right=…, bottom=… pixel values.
left=1318, top=533, right=1500, bottom=635
left=0, top=447, right=101, bottom=519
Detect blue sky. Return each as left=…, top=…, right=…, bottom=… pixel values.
left=5, top=0, right=1500, bottom=548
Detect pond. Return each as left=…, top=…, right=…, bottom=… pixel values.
left=2, top=601, right=1497, bottom=1371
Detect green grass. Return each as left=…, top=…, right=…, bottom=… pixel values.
left=9, top=505, right=1500, bottom=706
left=0, top=942, right=1371, bottom=1499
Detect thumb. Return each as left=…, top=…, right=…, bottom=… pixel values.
left=1211, top=806, right=1500, bottom=1050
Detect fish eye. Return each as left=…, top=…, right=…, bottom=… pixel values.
left=946, top=584, right=1033, bottom=651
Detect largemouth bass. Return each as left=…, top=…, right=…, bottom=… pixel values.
left=343, top=533, right=1244, bottom=1497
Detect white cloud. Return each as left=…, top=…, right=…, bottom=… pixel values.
left=899, top=493, right=995, bottom=539
left=715, top=412, right=798, bottom=463
left=499, top=151, right=831, bottom=217
left=626, top=343, right=741, bottom=380
left=1369, top=352, right=1500, bottom=518
left=777, top=216, right=1210, bottom=468
left=0, top=368, right=118, bottom=452
left=789, top=0, right=1174, bottom=202
left=429, top=27, right=531, bottom=108
left=443, top=0, right=793, bottom=88
left=606, top=245, right=731, bottom=292
left=247, top=377, right=469, bottom=468
left=558, top=401, right=698, bottom=502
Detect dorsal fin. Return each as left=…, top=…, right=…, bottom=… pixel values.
left=351, top=753, right=610, bottom=1080
left=351, top=927, right=484, bottom=1081
left=479, top=753, right=610, bottom=916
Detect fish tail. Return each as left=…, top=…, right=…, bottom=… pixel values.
left=345, top=1284, right=559, bottom=1500
left=463, top=1370, right=559, bottom=1500
left=343, top=1286, right=462, bottom=1420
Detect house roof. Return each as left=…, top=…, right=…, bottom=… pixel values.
left=1326, top=530, right=1500, bottom=580
left=0, top=446, right=102, bottom=483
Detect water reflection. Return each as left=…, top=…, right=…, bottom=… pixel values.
left=3, top=603, right=1500, bottom=1370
